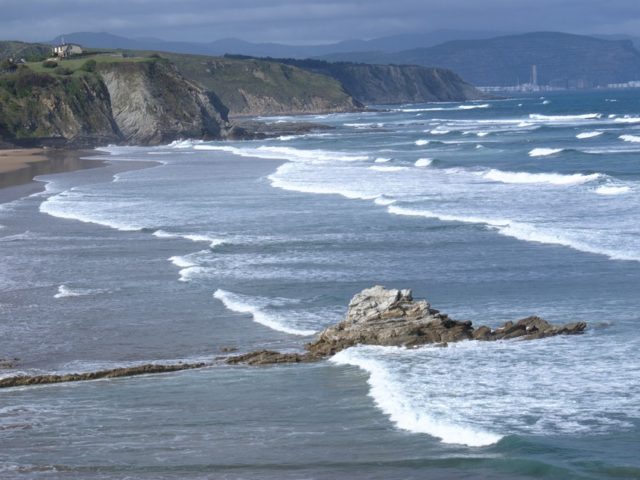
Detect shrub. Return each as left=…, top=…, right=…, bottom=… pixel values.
left=42, top=60, right=58, bottom=69
left=80, top=59, right=97, bottom=72
left=54, top=66, right=73, bottom=76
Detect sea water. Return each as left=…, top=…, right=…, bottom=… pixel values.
left=1, top=90, right=639, bottom=479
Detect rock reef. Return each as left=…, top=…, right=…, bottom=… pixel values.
left=0, top=362, right=206, bottom=389
left=228, top=286, right=587, bottom=365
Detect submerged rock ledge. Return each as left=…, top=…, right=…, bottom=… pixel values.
left=227, top=286, right=587, bottom=365
left=0, top=362, right=206, bottom=389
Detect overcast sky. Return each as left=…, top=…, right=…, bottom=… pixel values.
left=1, top=0, right=639, bottom=44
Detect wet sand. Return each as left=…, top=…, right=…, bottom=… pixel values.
left=0, top=148, right=101, bottom=189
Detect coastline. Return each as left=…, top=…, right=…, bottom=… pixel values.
left=0, top=148, right=103, bottom=190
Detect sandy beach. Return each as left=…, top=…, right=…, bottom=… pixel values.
left=0, top=148, right=100, bottom=189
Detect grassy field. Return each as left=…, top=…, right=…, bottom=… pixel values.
left=24, top=54, right=153, bottom=75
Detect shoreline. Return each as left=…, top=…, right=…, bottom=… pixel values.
left=0, top=148, right=104, bottom=191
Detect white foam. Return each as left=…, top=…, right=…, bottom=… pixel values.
left=195, top=144, right=368, bottom=163
left=54, top=285, right=105, bottom=299
left=620, top=134, right=640, bottom=143
left=414, top=158, right=433, bottom=168
left=476, top=131, right=489, bottom=137
left=542, top=100, right=551, bottom=105
left=482, top=169, right=602, bottom=186
left=595, top=185, right=631, bottom=196
left=153, top=230, right=226, bottom=249
left=528, top=148, right=565, bottom=157
left=374, top=157, right=391, bottom=163
left=213, top=289, right=316, bottom=336
left=330, top=347, right=502, bottom=447
left=374, top=195, right=397, bottom=206
left=415, top=139, right=430, bottom=146
left=369, top=166, right=409, bottom=172
left=169, top=255, right=198, bottom=269
left=167, top=139, right=202, bottom=149
left=576, top=131, right=603, bottom=139
left=430, top=128, right=450, bottom=135
left=529, top=113, right=601, bottom=121
left=458, top=103, right=490, bottom=110
left=614, top=117, right=640, bottom=124
left=387, top=206, right=640, bottom=262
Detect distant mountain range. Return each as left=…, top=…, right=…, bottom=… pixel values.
left=320, top=32, right=640, bottom=87
left=45, top=31, right=640, bottom=88
left=48, top=30, right=507, bottom=58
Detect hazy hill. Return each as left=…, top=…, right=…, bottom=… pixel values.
left=0, top=41, right=52, bottom=62
left=48, top=30, right=505, bottom=59
left=319, top=32, right=640, bottom=87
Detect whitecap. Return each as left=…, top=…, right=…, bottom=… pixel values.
left=330, top=347, right=502, bottom=447
left=54, top=285, right=105, bottom=299
left=528, top=148, right=565, bottom=157
left=458, top=103, right=490, bottom=110
left=482, top=169, right=601, bottom=186
left=213, top=289, right=316, bottom=336
left=613, top=117, right=640, bottom=124
left=529, top=113, right=601, bottom=121
left=414, top=158, right=433, bottom=167
left=368, top=166, right=409, bottom=172
left=576, top=131, right=603, bottom=139
left=374, top=157, right=391, bottom=163
left=619, top=134, right=640, bottom=143
left=595, top=185, right=631, bottom=196
left=415, top=139, right=430, bottom=146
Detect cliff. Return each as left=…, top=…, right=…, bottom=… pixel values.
left=0, top=69, right=120, bottom=147
left=97, top=60, right=229, bottom=144
left=0, top=58, right=231, bottom=147
left=268, top=58, right=486, bottom=103
left=167, top=54, right=362, bottom=116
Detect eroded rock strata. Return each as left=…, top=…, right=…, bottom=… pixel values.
left=228, top=286, right=587, bottom=365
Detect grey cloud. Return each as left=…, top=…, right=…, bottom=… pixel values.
left=0, top=0, right=638, bottom=43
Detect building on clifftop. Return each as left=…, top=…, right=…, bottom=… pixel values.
left=53, top=43, right=83, bottom=58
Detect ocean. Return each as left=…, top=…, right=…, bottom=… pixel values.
left=1, top=90, right=639, bottom=479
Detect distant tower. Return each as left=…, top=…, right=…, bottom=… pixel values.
left=532, top=64, right=538, bottom=86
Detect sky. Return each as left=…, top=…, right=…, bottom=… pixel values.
left=1, top=0, right=639, bottom=44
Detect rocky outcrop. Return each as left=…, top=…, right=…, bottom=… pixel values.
left=0, top=362, right=206, bottom=388
left=228, top=286, right=586, bottom=365
left=98, top=60, right=230, bottom=145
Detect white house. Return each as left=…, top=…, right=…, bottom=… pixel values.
left=53, top=43, right=83, bottom=58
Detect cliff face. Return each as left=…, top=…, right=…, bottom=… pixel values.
left=167, top=54, right=363, bottom=116
left=264, top=58, right=486, bottom=104
left=0, top=70, right=120, bottom=147
left=98, top=61, right=229, bottom=144
left=0, top=60, right=231, bottom=147
left=327, top=63, right=485, bottom=104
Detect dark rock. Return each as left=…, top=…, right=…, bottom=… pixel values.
left=225, top=350, right=315, bottom=366
left=0, top=362, right=206, bottom=389
left=220, top=346, right=238, bottom=353
left=0, top=357, right=19, bottom=369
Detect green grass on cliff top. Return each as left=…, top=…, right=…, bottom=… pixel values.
left=24, top=54, right=152, bottom=75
